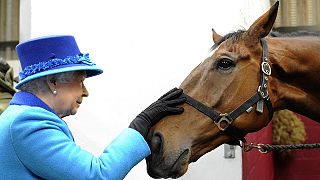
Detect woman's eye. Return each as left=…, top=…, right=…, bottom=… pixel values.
left=216, top=58, right=235, bottom=70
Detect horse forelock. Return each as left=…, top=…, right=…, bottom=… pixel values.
left=209, top=30, right=246, bottom=52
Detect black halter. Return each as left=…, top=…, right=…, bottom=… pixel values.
left=181, top=38, right=273, bottom=145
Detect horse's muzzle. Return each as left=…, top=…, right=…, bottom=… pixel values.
left=146, top=132, right=190, bottom=179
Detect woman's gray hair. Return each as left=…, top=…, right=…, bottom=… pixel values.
left=19, top=71, right=78, bottom=94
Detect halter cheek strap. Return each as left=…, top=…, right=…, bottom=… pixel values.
left=180, top=38, right=273, bottom=144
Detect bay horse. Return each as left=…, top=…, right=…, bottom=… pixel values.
left=146, top=1, right=320, bottom=179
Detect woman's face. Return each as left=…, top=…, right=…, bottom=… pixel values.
left=53, top=71, right=88, bottom=118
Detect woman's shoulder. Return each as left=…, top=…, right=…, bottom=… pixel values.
left=5, top=104, right=58, bottom=119
left=3, top=104, right=68, bottom=131
left=4, top=104, right=74, bottom=142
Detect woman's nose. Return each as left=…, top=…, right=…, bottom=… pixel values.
left=82, top=84, right=89, bottom=97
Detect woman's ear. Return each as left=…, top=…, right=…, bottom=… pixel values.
left=46, top=76, right=57, bottom=95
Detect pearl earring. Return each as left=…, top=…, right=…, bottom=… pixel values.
left=53, top=90, right=57, bottom=95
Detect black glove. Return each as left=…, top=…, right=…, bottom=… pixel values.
left=129, top=88, right=186, bottom=138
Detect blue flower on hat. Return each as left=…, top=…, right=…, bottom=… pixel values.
left=19, top=53, right=95, bottom=80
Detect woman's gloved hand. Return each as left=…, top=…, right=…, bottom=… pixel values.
left=129, top=88, right=186, bottom=138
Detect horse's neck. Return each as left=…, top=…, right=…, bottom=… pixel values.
left=268, top=37, right=320, bottom=121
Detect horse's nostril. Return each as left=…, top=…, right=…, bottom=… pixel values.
left=151, top=132, right=163, bottom=154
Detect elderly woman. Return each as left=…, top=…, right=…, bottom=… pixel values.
left=0, top=35, right=185, bottom=179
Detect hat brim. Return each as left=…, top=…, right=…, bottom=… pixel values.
left=15, top=65, right=103, bottom=89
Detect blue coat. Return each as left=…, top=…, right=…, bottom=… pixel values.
left=0, top=91, right=150, bottom=180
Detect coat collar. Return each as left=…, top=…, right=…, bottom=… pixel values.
left=9, top=91, right=75, bottom=141
left=10, top=91, right=56, bottom=115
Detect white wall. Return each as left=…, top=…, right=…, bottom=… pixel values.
left=20, top=0, right=270, bottom=179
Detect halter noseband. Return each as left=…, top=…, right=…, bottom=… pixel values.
left=181, top=38, right=273, bottom=144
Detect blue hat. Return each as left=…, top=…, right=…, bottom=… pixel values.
left=15, top=35, right=103, bottom=89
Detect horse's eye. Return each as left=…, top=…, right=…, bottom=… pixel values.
left=216, top=58, right=235, bottom=70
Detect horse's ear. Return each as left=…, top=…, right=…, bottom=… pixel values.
left=245, top=1, right=279, bottom=40
left=212, top=29, right=222, bottom=43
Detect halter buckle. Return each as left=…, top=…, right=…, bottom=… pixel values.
left=215, top=113, right=232, bottom=131
left=258, top=85, right=268, bottom=99
left=261, top=62, right=271, bottom=76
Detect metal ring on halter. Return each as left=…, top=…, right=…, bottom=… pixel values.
left=261, top=62, right=271, bottom=76
left=215, top=113, right=232, bottom=131
left=258, top=85, right=268, bottom=98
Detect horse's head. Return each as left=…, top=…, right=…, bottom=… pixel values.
left=146, top=2, right=279, bottom=179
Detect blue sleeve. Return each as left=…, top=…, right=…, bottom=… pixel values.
left=10, top=108, right=151, bottom=180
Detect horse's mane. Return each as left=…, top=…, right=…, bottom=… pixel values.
left=269, top=30, right=320, bottom=37
left=210, top=29, right=320, bottom=52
